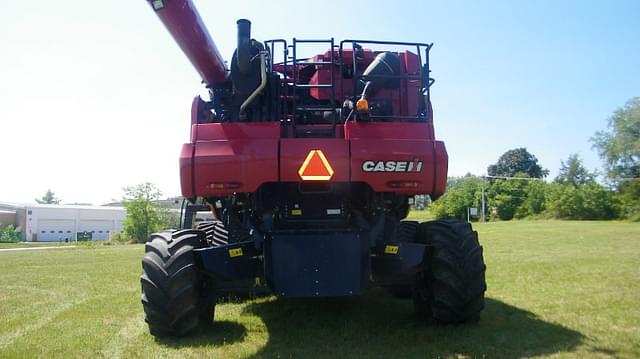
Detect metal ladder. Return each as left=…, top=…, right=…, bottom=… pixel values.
left=291, top=38, right=337, bottom=138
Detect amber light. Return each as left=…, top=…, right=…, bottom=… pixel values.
left=356, top=98, right=369, bottom=112
left=387, top=181, right=420, bottom=188
left=208, top=182, right=242, bottom=189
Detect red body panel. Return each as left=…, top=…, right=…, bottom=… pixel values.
left=345, top=122, right=434, bottom=140
left=192, top=122, right=281, bottom=141
left=179, top=143, right=195, bottom=198
left=433, top=141, right=449, bottom=199
left=180, top=122, right=448, bottom=198
left=193, top=139, right=279, bottom=196
left=186, top=123, right=281, bottom=196
left=350, top=139, right=437, bottom=194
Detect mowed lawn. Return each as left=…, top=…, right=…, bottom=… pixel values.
left=0, top=220, right=638, bottom=358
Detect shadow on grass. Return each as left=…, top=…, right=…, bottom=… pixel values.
left=242, top=291, right=584, bottom=358
left=155, top=320, right=246, bottom=348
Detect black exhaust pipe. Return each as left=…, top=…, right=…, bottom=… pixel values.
left=231, top=19, right=263, bottom=96
left=236, top=19, right=252, bottom=75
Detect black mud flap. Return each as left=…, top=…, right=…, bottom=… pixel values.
left=266, top=231, right=369, bottom=298
left=371, top=242, right=430, bottom=286
left=193, top=241, right=262, bottom=281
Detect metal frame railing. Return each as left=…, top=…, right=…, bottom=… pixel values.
left=339, top=39, right=434, bottom=122
left=265, top=38, right=435, bottom=136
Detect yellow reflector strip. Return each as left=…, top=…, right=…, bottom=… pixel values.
left=229, top=248, right=243, bottom=258
left=384, top=245, right=399, bottom=254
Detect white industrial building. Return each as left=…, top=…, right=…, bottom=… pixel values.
left=0, top=202, right=126, bottom=242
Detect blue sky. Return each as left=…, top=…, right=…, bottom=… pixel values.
left=0, top=0, right=638, bottom=204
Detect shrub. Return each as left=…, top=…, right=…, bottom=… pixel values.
left=545, top=182, right=618, bottom=219
left=429, top=176, right=483, bottom=220
left=0, top=225, right=21, bottom=242
left=110, top=231, right=133, bottom=244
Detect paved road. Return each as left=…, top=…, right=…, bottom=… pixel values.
left=0, top=246, right=76, bottom=252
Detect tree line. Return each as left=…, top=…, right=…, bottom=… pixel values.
left=428, top=97, right=639, bottom=221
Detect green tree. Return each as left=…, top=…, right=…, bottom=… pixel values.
left=580, top=183, right=618, bottom=219
left=591, top=97, right=640, bottom=219
left=545, top=183, right=582, bottom=219
left=429, top=175, right=483, bottom=220
left=545, top=182, right=617, bottom=220
left=122, top=183, right=164, bottom=243
left=35, top=189, right=61, bottom=204
left=488, top=148, right=549, bottom=179
left=515, top=180, right=547, bottom=218
left=616, top=180, right=640, bottom=220
left=486, top=173, right=530, bottom=220
left=554, top=154, right=596, bottom=187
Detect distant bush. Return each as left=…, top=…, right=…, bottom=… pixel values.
left=110, top=231, right=134, bottom=244
left=545, top=182, right=618, bottom=220
left=616, top=181, right=640, bottom=221
left=515, top=181, right=547, bottom=218
left=429, top=176, right=483, bottom=220
left=0, top=225, right=21, bottom=242
left=75, top=240, right=99, bottom=248
left=427, top=173, right=621, bottom=221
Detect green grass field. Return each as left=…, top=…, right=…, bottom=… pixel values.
left=1, top=220, right=638, bottom=358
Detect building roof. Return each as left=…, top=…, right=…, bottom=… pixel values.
left=0, top=201, right=125, bottom=211
left=32, top=204, right=126, bottom=211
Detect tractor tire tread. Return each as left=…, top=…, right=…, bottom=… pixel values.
left=414, top=219, right=487, bottom=324
left=141, top=229, right=213, bottom=337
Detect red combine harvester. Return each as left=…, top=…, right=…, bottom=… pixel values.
left=141, top=0, right=486, bottom=337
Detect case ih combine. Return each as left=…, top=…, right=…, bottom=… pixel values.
left=141, top=0, right=486, bottom=337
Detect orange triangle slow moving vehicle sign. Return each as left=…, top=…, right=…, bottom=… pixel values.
left=298, top=150, right=334, bottom=181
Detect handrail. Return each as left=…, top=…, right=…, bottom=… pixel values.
left=240, top=52, right=268, bottom=113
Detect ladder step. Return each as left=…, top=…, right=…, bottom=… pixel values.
left=294, top=84, right=333, bottom=89
left=294, top=128, right=335, bottom=138
left=294, top=39, right=334, bottom=43
left=296, top=107, right=336, bottom=111
left=297, top=61, right=333, bottom=66
left=361, top=74, right=422, bottom=80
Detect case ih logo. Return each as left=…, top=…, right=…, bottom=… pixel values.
left=362, top=160, right=423, bottom=173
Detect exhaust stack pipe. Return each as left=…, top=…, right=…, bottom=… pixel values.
left=230, top=19, right=264, bottom=96
left=236, top=19, right=252, bottom=75
left=146, top=0, right=228, bottom=85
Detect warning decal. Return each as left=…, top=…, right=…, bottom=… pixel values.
left=298, top=150, right=334, bottom=181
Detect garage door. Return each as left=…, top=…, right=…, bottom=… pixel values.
left=38, top=220, right=75, bottom=242
left=78, top=220, right=113, bottom=240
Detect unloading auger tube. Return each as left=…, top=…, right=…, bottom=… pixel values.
left=146, top=0, right=227, bottom=85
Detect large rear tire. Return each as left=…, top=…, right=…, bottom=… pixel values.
left=413, top=220, right=486, bottom=323
left=141, top=229, right=213, bottom=337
